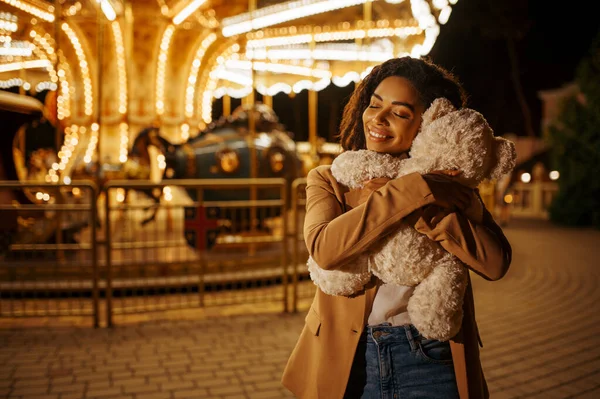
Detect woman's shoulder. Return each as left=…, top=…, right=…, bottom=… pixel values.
left=307, top=165, right=334, bottom=184
left=307, top=165, right=349, bottom=196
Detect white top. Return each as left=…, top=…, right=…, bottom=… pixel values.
left=367, top=282, right=413, bottom=326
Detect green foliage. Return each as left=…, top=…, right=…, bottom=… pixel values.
left=548, top=32, right=600, bottom=227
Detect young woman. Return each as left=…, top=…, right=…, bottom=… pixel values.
left=282, top=57, right=512, bottom=399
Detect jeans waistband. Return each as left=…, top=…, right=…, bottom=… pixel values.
left=362, top=323, right=421, bottom=351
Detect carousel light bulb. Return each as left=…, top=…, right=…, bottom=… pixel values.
left=61, top=23, right=93, bottom=116
left=116, top=189, right=125, bottom=203
left=114, top=17, right=128, bottom=116
left=185, top=33, right=216, bottom=118
left=549, top=170, right=560, bottom=180
left=410, top=0, right=441, bottom=57
left=521, top=172, right=531, bottom=183
left=0, top=44, right=33, bottom=57
left=173, top=0, right=208, bottom=25
left=180, top=123, right=190, bottom=140
left=221, top=0, right=367, bottom=37
left=43, top=193, right=50, bottom=201
left=0, top=0, right=54, bottom=22
left=0, top=59, right=51, bottom=73
left=36, top=192, right=43, bottom=200
left=438, top=6, right=452, bottom=24
left=156, top=25, right=175, bottom=116
left=97, top=0, right=116, bottom=21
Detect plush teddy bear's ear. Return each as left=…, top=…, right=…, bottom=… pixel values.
left=489, top=137, right=517, bottom=180
left=421, top=98, right=457, bottom=128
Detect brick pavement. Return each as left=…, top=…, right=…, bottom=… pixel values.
left=1, top=219, right=600, bottom=399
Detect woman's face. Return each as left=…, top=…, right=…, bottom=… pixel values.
left=362, top=76, right=425, bottom=156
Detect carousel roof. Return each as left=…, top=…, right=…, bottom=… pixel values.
left=0, top=0, right=458, bottom=127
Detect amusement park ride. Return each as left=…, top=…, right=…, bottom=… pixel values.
left=0, top=0, right=459, bottom=258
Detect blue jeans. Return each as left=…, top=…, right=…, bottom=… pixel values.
left=344, top=324, right=459, bottom=399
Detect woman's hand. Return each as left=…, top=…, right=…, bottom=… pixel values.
left=422, top=171, right=471, bottom=211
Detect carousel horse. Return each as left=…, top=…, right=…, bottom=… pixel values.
left=128, top=103, right=302, bottom=230
left=121, top=126, right=169, bottom=225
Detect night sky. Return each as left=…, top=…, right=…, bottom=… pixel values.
left=249, top=0, right=599, bottom=142
left=429, top=0, right=599, bottom=137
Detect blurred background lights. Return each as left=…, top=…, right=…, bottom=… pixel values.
left=163, top=186, right=173, bottom=201
left=549, top=170, right=560, bottom=180
left=521, top=172, right=531, bottom=183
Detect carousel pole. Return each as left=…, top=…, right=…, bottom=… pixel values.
left=263, top=94, right=272, bottom=109
left=54, top=0, right=61, bottom=151
left=364, top=0, right=372, bottom=32
left=248, top=0, right=258, bottom=251
left=125, top=1, right=133, bottom=137
left=95, top=1, right=109, bottom=327
left=308, top=38, right=318, bottom=164
left=223, top=94, right=231, bottom=117
left=96, top=4, right=104, bottom=185
left=248, top=0, right=257, bottom=180
left=363, top=0, right=372, bottom=61
left=54, top=0, right=64, bottom=262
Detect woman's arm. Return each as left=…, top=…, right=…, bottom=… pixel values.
left=409, top=200, right=512, bottom=281
left=304, top=166, right=436, bottom=270
left=304, top=166, right=512, bottom=280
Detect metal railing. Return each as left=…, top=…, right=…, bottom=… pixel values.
left=0, top=181, right=99, bottom=327
left=103, top=179, right=289, bottom=326
left=1, top=178, right=316, bottom=326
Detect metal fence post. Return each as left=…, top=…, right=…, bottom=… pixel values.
left=90, top=183, right=100, bottom=328
left=291, top=178, right=301, bottom=313
left=281, top=181, right=288, bottom=313
left=105, top=186, right=113, bottom=327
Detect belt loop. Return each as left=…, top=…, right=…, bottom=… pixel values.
left=404, top=325, right=417, bottom=351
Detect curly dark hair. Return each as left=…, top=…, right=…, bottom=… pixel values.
left=338, top=57, right=467, bottom=151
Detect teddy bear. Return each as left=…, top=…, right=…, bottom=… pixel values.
left=307, top=97, right=516, bottom=341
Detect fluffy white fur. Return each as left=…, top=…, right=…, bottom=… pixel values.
left=307, top=255, right=370, bottom=296
left=308, top=98, right=517, bottom=341
left=330, top=150, right=404, bottom=189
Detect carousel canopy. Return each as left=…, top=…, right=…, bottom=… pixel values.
left=1, top=0, right=457, bottom=127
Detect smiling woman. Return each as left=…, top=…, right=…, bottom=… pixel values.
left=362, top=76, right=425, bottom=155
left=338, top=57, right=467, bottom=154
left=282, top=56, right=512, bottom=399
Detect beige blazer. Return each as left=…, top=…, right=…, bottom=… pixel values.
left=282, top=166, right=512, bottom=399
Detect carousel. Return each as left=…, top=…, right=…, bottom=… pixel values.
left=0, top=0, right=459, bottom=315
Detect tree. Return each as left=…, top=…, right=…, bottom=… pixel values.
left=548, top=31, right=600, bottom=227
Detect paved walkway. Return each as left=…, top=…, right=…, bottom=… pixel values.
left=1, top=219, right=599, bottom=399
